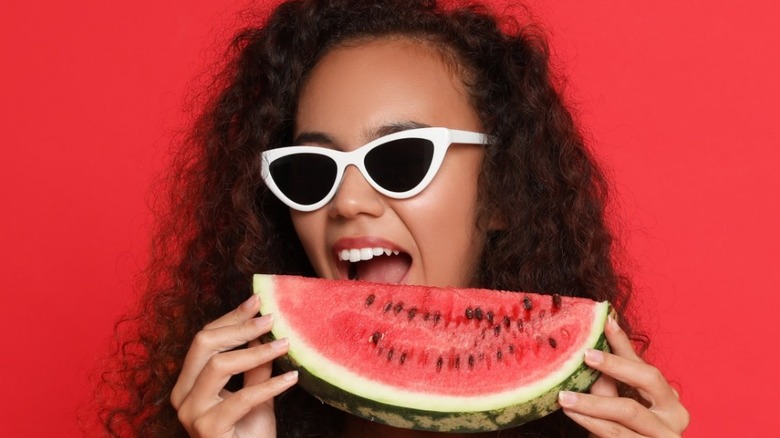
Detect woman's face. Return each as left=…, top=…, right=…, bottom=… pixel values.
left=291, top=38, right=487, bottom=288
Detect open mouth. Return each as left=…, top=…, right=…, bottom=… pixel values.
left=336, top=247, right=412, bottom=284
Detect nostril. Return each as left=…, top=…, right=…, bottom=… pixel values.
left=328, top=167, right=385, bottom=219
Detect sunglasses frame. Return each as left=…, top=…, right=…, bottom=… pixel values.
left=261, top=127, right=489, bottom=212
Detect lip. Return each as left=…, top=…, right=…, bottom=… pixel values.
left=331, top=236, right=410, bottom=282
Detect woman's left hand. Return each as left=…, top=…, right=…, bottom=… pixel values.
left=558, top=317, right=690, bottom=437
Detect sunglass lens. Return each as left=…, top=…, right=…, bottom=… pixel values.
left=365, top=138, right=434, bottom=193
left=269, top=153, right=336, bottom=205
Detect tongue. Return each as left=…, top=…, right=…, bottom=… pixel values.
left=357, top=255, right=410, bottom=284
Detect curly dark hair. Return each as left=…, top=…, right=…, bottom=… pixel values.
left=95, top=0, right=644, bottom=436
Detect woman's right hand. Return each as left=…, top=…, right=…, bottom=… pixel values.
left=171, top=294, right=298, bottom=438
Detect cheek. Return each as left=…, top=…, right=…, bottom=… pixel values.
left=400, top=149, right=485, bottom=284
left=291, top=211, right=328, bottom=266
left=422, top=148, right=483, bottom=229
left=419, top=183, right=480, bottom=242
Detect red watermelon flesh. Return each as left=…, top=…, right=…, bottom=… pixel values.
left=254, top=274, right=610, bottom=432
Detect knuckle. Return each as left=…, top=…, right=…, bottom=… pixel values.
left=639, top=365, right=665, bottom=389
left=191, top=330, right=214, bottom=350
left=232, top=387, right=257, bottom=406
left=605, top=422, right=626, bottom=437
left=240, top=318, right=261, bottom=339
left=204, top=354, right=231, bottom=376
left=170, top=388, right=183, bottom=410
left=176, top=400, right=194, bottom=427
left=675, top=404, right=691, bottom=431
left=191, top=416, right=214, bottom=435
left=650, top=367, right=666, bottom=385
left=618, top=400, right=642, bottom=421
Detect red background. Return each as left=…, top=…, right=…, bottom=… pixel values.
left=1, top=0, right=778, bottom=436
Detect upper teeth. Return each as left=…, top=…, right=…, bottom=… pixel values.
left=339, top=247, right=400, bottom=262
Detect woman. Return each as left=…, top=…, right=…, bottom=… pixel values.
left=99, top=0, right=689, bottom=436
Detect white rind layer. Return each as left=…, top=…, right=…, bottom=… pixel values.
left=254, top=274, right=609, bottom=413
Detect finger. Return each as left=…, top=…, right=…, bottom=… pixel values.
left=560, top=392, right=671, bottom=438
left=604, top=316, right=642, bottom=362
left=583, top=348, right=678, bottom=409
left=184, top=338, right=290, bottom=414
left=589, top=374, right=619, bottom=397
left=245, top=339, right=274, bottom=385
left=172, top=314, right=274, bottom=409
left=199, top=371, right=298, bottom=434
left=563, top=409, right=649, bottom=438
left=204, top=294, right=261, bottom=331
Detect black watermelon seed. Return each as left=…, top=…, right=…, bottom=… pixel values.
left=508, top=344, right=515, bottom=353
left=370, top=332, right=382, bottom=345
left=408, top=307, right=417, bottom=320
left=523, top=296, right=532, bottom=310
left=552, top=293, right=562, bottom=308
left=433, top=312, right=441, bottom=325
left=394, top=302, right=404, bottom=314
left=486, top=311, right=494, bottom=324
left=497, top=349, right=503, bottom=360
left=436, top=356, right=443, bottom=372
left=365, top=294, right=376, bottom=307
left=474, top=307, right=484, bottom=321
left=468, top=355, right=475, bottom=369
left=549, top=337, right=557, bottom=349
left=383, top=302, right=393, bottom=313
left=465, top=307, right=474, bottom=319
left=493, top=325, right=501, bottom=336
left=454, top=356, right=461, bottom=369
left=400, top=352, right=407, bottom=364
left=423, top=312, right=431, bottom=321
left=503, top=316, right=511, bottom=328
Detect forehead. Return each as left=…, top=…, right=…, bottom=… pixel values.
left=294, top=37, right=481, bottom=140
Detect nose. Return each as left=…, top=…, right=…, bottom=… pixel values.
left=328, top=165, right=385, bottom=219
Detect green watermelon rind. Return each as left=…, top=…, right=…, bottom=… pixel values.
left=278, top=333, right=608, bottom=432
left=253, top=274, right=611, bottom=432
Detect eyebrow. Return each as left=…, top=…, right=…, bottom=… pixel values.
left=291, top=131, right=334, bottom=147
left=293, top=121, right=432, bottom=147
left=371, top=121, right=431, bottom=138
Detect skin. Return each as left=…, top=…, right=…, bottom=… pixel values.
left=291, top=38, right=488, bottom=290
left=171, top=38, right=689, bottom=438
left=292, top=38, right=489, bottom=438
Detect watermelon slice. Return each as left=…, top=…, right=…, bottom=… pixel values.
left=253, top=274, right=611, bottom=432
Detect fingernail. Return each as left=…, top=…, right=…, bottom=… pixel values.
left=242, top=294, right=259, bottom=310
left=558, top=391, right=577, bottom=407
left=585, top=348, right=604, bottom=364
left=254, top=313, right=273, bottom=327
left=608, top=315, right=620, bottom=331
left=283, top=370, right=298, bottom=382
left=269, top=338, right=289, bottom=350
